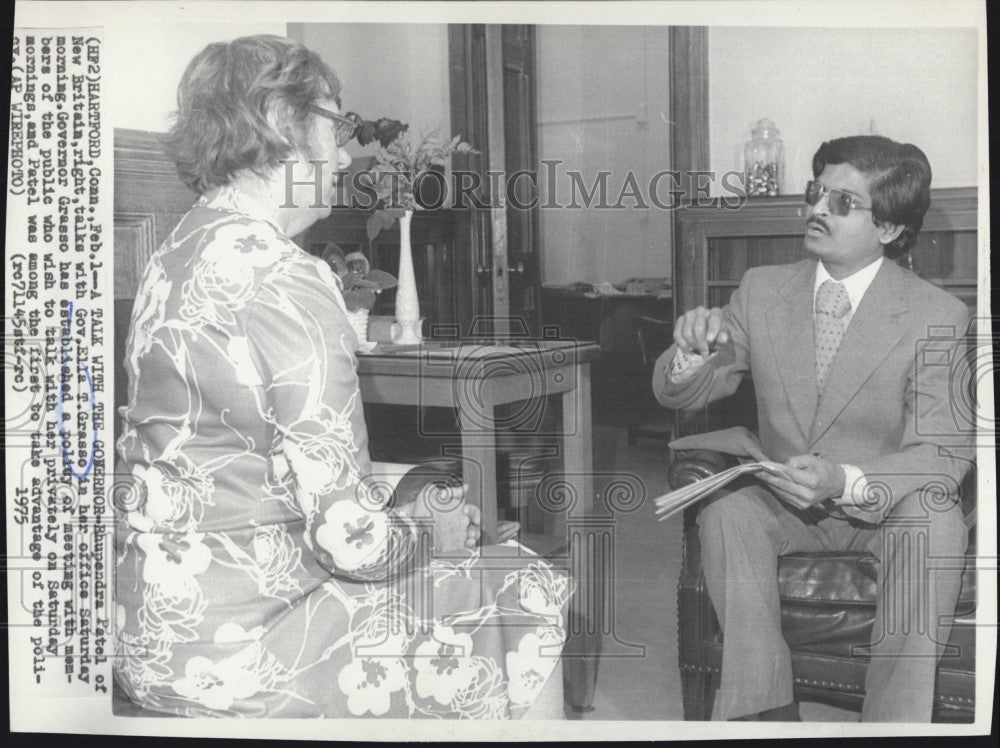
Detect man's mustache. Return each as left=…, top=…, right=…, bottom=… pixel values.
left=808, top=217, right=831, bottom=234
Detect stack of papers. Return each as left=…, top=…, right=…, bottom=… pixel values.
left=654, top=461, right=796, bottom=521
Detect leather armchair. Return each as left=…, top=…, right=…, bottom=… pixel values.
left=670, top=448, right=977, bottom=722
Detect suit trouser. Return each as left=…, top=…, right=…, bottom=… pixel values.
left=697, top=482, right=969, bottom=721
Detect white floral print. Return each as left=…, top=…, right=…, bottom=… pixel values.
left=511, top=562, right=570, bottom=619
left=250, top=524, right=303, bottom=599
left=226, top=336, right=264, bottom=388
left=505, top=626, right=566, bottom=706
left=128, top=457, right=214, bottom=533
left=126, top=257, right=171, bottom=379
left=414, top=626, right=478, bottom=705
left=137, top=532, right=212, bottom=597
left=214, top=622, right=265, bottom=644
left=337, top=653, right=407, bottom=716
left=315, top=500, right=389, bottom=574
left=172, top=651, right=263, bottom=711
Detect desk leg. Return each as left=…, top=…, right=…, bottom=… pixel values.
left=458, top=406, right=499, bottom=546
left=562, top=363, right=594, bottom=527
left=560, top=363, right=602, bottom=712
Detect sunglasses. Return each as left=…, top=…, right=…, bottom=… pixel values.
left=306, top=104, right=362, bottom=147
left=804, top=180, right=872, bottom=217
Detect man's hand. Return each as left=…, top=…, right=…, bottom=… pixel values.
left=756, top=454, right=846, bottom=511
left=674, top=306, right=730, bottom=356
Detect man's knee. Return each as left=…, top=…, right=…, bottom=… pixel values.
left=877, top=491, right=969, bottom=560
left=697, top=485, right=776, bottom=544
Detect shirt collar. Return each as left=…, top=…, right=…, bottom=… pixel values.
left=814, top=256, right=883, bottom=312
left=198, top=185, right=284, bottom=233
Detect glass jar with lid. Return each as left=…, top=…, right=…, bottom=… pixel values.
left=744, top=119, right=783, bottom=197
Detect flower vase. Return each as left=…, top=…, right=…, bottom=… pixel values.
left=393, top=209, right=422, bottom=344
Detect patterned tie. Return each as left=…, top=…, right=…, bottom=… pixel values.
left=815, top=279, right=851, bottom=391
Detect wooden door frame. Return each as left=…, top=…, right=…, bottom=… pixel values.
left=448, top=25, right=492, bottom=332
left=668, top=27, right=710, bottom=322
left=449, top=24, right=710, bottom=329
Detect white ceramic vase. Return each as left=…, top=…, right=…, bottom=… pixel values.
left=393, top=209, right=422, bottom=344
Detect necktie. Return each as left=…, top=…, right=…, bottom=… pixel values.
left=815, top=279, right=851, bottom=391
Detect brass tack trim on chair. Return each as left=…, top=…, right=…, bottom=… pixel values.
left=937, top=694, right=974, bottom=705
left=795, top=677, right=862, bottom=692
left=679, top=663, right=720, bottom=674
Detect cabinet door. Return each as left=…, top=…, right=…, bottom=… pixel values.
left=449, top=24, right=542, bottom=338
left=501, top=25, right=542, bottom=337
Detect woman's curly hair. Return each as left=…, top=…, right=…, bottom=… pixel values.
left=812, top=135, right=933, bottom=260
left=164, top=35, right=341, bottom=194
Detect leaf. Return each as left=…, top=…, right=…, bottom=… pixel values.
left=365, top=270, right=397, bottom=289
left=343, top=289, right=377, bottom=312
left=342, top=290, right=363, bottom=312
left=340, top=271, right=365, bottom=289
left=387, top=208, right=406, bottom=220
left=366, top=212, right=385, bottom=241
left=355, top=289, right=377, bottom=310
left=355, top=121, right=378, bottom=148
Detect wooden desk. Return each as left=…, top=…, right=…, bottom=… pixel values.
left=356, top=340, right=601, bottom=541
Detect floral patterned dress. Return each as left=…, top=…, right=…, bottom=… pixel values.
left=114, top=187, right=571, bottom=718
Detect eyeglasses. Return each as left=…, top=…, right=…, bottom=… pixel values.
left=804, top=180, right=872, bottom=216
left=306, top=104, right=361, bottom=147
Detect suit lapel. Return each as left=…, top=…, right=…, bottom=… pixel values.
left=809, top=260, right=910, bottom=445
left=765, top=261, right=818, bottom=441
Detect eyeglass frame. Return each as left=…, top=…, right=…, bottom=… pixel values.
left=804, top=180, right=873, bottom=216
left=306, top=104, right=361, bottom=147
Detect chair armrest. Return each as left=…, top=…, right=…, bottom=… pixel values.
left=667, top=449, right=739, bottom=490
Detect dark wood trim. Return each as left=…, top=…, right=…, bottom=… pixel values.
left=114, top=128, right=190, bottom=183
left=449, top=25, right=491, bottom=330
left=670, top=27, right=710, bottom=320
left=502, top=24, right=542, bottom=336
left=484, top=25, right=510, bottom=325
left=669, top=27, right=710, bottom=179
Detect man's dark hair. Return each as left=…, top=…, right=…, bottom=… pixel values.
left=812, top=135, right=932, bottom=259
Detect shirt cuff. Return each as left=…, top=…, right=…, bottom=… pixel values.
left=831, top=464, right=881, bottom=524
left=831, top=464, right=870, bottom=513
left=669, top=347, right=713, bottom=383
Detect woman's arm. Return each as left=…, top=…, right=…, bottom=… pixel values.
left=246, top=254, right=425, bottom=581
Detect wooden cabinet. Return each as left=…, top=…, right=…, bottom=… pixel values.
left=675, top=187, right=978, bottom=314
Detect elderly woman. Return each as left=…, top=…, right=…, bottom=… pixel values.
left=114, top=35, right=570, bottom=719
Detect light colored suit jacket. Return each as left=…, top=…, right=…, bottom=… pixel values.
left=654, top=258, right=973, bottom=522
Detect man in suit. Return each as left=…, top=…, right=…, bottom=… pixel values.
left=654, top=136, right=973, bottom=721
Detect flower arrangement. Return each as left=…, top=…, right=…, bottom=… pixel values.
left=356, top=118, right=477, bottom=240
left=321, top=243, right=397, bottom=312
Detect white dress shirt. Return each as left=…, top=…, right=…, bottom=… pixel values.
left=668, top=257, right=885, bottom=509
